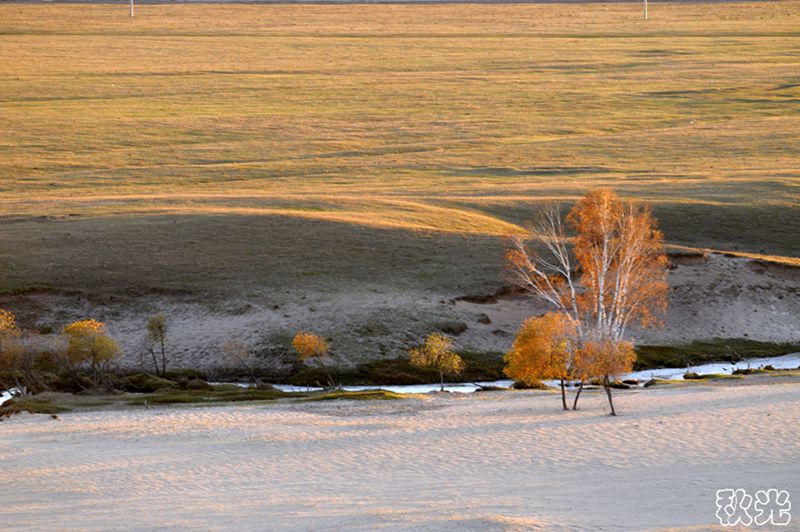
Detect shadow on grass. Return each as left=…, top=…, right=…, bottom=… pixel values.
left=126, top=388, right=306, bottom=405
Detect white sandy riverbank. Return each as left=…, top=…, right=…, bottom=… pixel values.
left=1, top=381, right=798, bottom=530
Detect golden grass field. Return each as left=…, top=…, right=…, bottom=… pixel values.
left=1, top=2, right=798, bottom=259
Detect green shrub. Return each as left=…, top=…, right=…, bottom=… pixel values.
left=287, top=367, right=350, bottom=387
left=186, top=378, right=210, bottom=391
left=116, top=373, right=175, bottom=393
left=731, top=368, right=769, bottom=375
left=356, top=359, right=439, bottom=385
left=51, top=373, right=93, bottom=393
left=32, top=351, right=60, bottom=375
left=38, top=371, right=60, bottom=389
left=210, top=384, right=246, bottom=392
left=164, top=368, right=207, bottom=381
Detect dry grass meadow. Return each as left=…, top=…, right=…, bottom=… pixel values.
left=0, top=2, right=798, bottom=364
left=1, top=3, right=799, bottom=247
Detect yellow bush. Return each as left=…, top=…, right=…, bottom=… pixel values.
left=62, top=319, right=119, bottom=385
left=292, top=332, right=329, bottom=362
left=409, top=333, right=464, bottom=391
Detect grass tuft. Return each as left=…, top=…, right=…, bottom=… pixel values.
left=683, top=372, right=742, bottom=380
left=303, top=390, right=410, bottom=402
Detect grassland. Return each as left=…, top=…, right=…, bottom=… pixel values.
left=0, top=2, right=798, bottom=367
left=0, top=2, right=799, bottom=258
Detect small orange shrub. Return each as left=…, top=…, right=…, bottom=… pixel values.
left=292, top=332, right=329, bottom=362
left=0, top=309, right=18, bottom=334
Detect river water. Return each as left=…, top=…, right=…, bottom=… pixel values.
left=271, top=352, right=800, bottom=394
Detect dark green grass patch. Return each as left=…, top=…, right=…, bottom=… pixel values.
left=0, top=397, right=71, bottom=417
left=683, top=372, right=742, bottom=380
left=287, top=351, right=506, bottom=387
left=731, top=368, right=770, bottom=375
left=126, top=388, right=303, bottom=405
left=634, top=339, right=800, bottom=370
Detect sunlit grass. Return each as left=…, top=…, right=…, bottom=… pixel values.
left=0, top=2, right=798, bottom=259
left=303, top=389, right=412, bottom=401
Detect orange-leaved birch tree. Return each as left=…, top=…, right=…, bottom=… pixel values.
left=576, top=338, right=637, bottom=415
left=504, top=312, right=578, bottom=410
left=506, top=189, right=668, bottom=415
